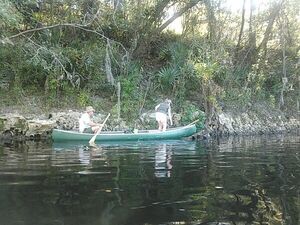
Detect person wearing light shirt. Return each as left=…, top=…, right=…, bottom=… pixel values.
left=79, top=106, right=101, bottom=133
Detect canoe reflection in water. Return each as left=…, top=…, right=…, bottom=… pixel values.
left=52, top=140, right=196, bottom=169
left=154, top=143, right=173, bottom=178
left=52, top=142, right=107, bottom=169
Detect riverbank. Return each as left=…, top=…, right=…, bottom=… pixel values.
left=193, top=102, right=300, bottom=140
left=0, top=101, right=299, bottom=141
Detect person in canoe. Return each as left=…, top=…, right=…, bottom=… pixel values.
left=155, top=99, right=173, bottom=131
left=79, top=106, right=101, bottom=133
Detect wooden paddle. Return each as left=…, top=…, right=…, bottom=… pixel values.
left=89, top=113, right=110, bottom=145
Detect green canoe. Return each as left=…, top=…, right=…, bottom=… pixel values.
left=52, top=124, right=197, bottom=142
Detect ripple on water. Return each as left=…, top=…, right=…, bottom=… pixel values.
left=0, top=137, right=299, bottom=225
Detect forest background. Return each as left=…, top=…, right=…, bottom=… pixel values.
left=0, top=0, right=299, bottom=127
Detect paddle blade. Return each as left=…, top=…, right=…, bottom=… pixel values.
left=89, top=135, right=97, bottom=145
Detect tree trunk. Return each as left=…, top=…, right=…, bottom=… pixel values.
left=257, top=2, right=282, bottom=53
left=247, top=0, right=256, bottom=66
left=133, top=0, right=202, bottom=57
left=279, top=14, right=288, bottom=109
left=204, top=0, right=217, bottom=46
left=156, top=0, right=202, bottom=34
left=257, top=1, right=283, bottom=75
left=234, top=0, right=246, bottom=65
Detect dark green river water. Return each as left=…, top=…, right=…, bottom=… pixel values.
left=0, top=135, right=299, bottom=225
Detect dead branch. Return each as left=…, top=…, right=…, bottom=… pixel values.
left=6, top=23, right=128, bottom=54
left=156, top=0, right=202, bottom=33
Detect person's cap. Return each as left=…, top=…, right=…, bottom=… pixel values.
left=86, top=106, right=95, bottom=112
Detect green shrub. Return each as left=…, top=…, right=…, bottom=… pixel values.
left=181, top=103, right=206, bottom=130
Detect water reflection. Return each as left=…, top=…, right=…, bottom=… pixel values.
left=154, top=143, right=172, bottom=178
left=52, top=140, right=196, bottom=177
left=50, top=140, right=198, bottom=225
left=0, top=135, right=299, bottom=225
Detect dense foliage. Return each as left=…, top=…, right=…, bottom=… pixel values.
left=0, top=0, right=299, bottom=123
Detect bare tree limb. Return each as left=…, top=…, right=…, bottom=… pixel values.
left=257, top=1, right=283, bottom=52
left=105, top=40, right=115, bottom=86
left=4, top=22, right=131, bottom=87
left=24, top=35, right=74, bottom=83
left=155, top=0, right=202, bottom=34
left=6, top=23, right=128, bottom=54
left=153, top=0, right=172, bottom=23
left=235, top=0, right=246, bottom=54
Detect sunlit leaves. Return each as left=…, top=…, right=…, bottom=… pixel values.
left=0, top=0, right=22, bottom=29
left=194, top=62, right=220, bottom=82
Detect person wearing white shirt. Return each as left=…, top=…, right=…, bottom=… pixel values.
left=79, top=106, right=101, bottom=133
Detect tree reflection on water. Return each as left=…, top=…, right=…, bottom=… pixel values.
left=0, top=136, right=299, bottom=225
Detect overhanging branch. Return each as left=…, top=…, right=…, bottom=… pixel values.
left=5, top=23, right=128, bottom=53
left=156, top=0, right=202, bottom=33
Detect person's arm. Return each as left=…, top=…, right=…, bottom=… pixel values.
left=155, top=104, right=160, bottom=111
left=89, top=117, right=105, bottom=127
left=88, top=121, right=98, bottom=127
left=168, top=106, right=173, bottom=126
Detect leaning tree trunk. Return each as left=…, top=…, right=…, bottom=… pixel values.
left=257, top=1, right=282, bottom=73
left=134, top=0, right=202, bottom=57
left=204, top=0, right=217, bottom=46
left=279, top=13, right=288, bottom=109
left=247, top=0, right=257, bottom=67
left=234, top=0, right=246, bottom=66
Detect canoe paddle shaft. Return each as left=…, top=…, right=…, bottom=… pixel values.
left=187, top=119, right=200, bottom=126
left=89, top=113, right=110, bottom=145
